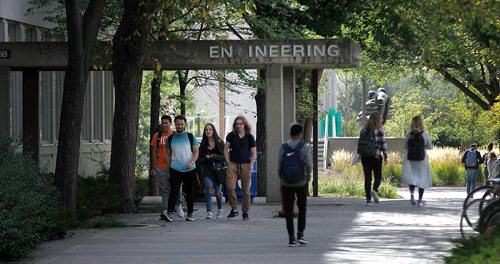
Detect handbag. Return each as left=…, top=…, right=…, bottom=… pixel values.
left=213, top=161, right=227, bottom=184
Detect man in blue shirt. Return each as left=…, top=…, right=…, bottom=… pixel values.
left=165, top=115, right=199, bottom=222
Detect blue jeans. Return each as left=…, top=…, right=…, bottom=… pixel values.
left=204, top=176, right=223, bottom=212
left=466, top=169, right=478, bottom=194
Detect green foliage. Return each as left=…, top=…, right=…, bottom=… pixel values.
left=76, top=170, right=149, bottom=222
left=431, top=161, right=465, bottom=186
left=299, top=0, right=499, bottom=111
left=444, top=225, right=500, bottom=264
left=0, top=132, right=61, bottom=260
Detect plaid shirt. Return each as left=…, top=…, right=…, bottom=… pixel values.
left=374, top=128, right=388, bottom=159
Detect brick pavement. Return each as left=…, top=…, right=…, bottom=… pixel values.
left=16, top=187, right=466, bottom=264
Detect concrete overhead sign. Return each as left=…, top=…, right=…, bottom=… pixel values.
left=0, top=39, right=359, bottom=70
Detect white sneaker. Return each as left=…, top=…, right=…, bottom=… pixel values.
left=216, top=209, right=223, bottom=219
left=206, top=211, right=213, bottom=219
left=417, top=200, right=424, bottom=207
left=371, top=190, right=379, bottom=203
left=176, top=204, right=185, bottom=218
left=410, top=194, right=416, bottom=206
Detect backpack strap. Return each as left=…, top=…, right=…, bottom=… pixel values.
left=167, top=132, right=194, bottom=152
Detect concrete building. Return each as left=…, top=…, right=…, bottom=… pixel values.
left=0, top=0, right=115, bottom=176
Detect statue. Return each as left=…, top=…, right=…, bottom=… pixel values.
left=357, top=87, right=390, bottom=124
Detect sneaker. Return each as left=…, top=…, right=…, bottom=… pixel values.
left=227, top=209, right=239, bottom=218
left=297, top=236, right=308, bottom=245
left=417, top=200, right=424, bottom=207
left=371, top=190, right=379, bottom=203
left=366, top=200, right=374, bottom=206
left=176, top=204, right=185, bottom=218
left=410, top=194, right=416, bottom=206
left=186, top=213, right=195, bottom=221
left=206, top=211, right=213, bottom=219
left=160, top=212, right=173, bottom=222
left=242, top=213, right=249, bottom=221
left=216, top=209, right=224, bottom=219
left=289, top=237, right=298, bottom=247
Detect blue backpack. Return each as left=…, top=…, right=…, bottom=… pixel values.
left=280, top=141, right=306, bottom=184
left=465, top=150, right=478, bottom=168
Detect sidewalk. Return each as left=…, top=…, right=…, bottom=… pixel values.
left=17, top=187, right=467, bottom=264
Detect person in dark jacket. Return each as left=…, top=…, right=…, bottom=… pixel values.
left=278, top=123, right=313, bottom=247
left=461, top=143, right=483, bottom=194
left=198, top=123, right=226, bottom=219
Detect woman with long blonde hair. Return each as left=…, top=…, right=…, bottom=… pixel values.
left=402, top=115, right=433, bottom=207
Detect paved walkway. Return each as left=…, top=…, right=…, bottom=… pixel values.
left=17, top=187, right=467, bottom=264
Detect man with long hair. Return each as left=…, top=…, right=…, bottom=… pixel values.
left=224, top=116, right=257, bottom=220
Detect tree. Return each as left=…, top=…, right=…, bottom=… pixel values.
left=53, top=0, right=106, bottom=212
left=109, top=0, right=159, bottom=213
left=298, top=0, right=499, bottom=111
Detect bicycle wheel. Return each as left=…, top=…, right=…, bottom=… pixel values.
left=460, top=211, right=478, bottom=238
left=463, top=198, right=484, bottom=228
left=463, top=186, right=494, bottom=210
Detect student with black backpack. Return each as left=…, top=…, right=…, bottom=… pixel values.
left=401, top=116, right=433, bottom=207
left=278, top=123, right=313, bottom=247
left=357, top=112, right=388, bottom=206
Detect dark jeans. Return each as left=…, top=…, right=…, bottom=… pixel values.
left=282, top=184, right=308, bottom=237
left=361, top=156, right=382, bottom=201
left=168, top=168, right=195, bottom=214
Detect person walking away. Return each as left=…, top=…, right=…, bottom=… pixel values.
left=279, top=123, right=313, bottom=247
left=224, top=116, right=257, bottom=221
left=483, top=143, right=494, bottom=185
left=151, top=115, right=184, bottom=221
left=461, top=143, right=483, bottom=194
left=357, top=112, right=388, bottom=206
left=165, top=115, right=199, bottom=222
left=401, top=116, right=433, bottom=207
left=198, top=123, right=226, bottom=219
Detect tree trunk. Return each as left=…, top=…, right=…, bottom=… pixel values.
left=148, top=70, right=162, bottom=196
left=54, top=0, right=105, bottom=213
left=255, top=69, right=266, bottom=197
left=110, top=0, right=155, bottom=213
left=177, top=70, right=188, bottom=115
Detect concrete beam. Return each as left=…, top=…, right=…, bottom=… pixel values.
left=0, top=39, right=360, bottom=70
left=282, top=67, right=295, bottom=137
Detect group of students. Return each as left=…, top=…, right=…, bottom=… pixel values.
left=150, top=114, right=313, bottom=246
left=461, top=142, right=500, bottom=194
left=150, top=114, right=257, bottom=223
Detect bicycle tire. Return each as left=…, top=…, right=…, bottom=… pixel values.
left=463, top=186, right=494, bottom=210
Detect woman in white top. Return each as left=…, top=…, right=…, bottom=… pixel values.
left=402, top=115, right=433, bottom=207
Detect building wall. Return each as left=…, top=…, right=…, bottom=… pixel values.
left=1, top=0, right=115, bottom=176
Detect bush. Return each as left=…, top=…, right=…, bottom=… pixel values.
left=75, top=168, right=149, bottom=222
left=444, top=225, right=500, bottom=263
left=0, top=132, right=61, bottom=260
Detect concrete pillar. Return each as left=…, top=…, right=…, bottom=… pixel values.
left=0, top=67, right=10, bottom=135
left=22, top=70, right=40, bottom=163
left=265, top=64, right=284, bottom=203
left=282, top=67, right=296, bottom=137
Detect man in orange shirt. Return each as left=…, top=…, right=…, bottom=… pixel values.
left=151, top=115, right=184, bottom=221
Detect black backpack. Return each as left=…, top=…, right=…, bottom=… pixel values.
left=357, top=128, right=376, bottom=157
left=280, top=141, right=306, bottom=184
left=407, top=131, right=425, bottom=161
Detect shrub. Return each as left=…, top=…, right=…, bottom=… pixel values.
left=75, top=168, right=149, bottom=222
left=0, top=132, right=61, bottom=260
left=444, top=225, right=500, bottom=263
